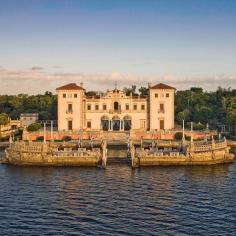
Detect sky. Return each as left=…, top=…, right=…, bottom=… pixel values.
left=0, top=0, right=236, bottom=94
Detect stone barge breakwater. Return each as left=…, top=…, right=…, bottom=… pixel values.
left=1, top=138, right=234, bottom=168
left=2, top=141, right=107, bottom=167
left=131, top=138, right=235, bottom=167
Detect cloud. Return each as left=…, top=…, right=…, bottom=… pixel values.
left=30, top=66, right=44, bottom=71
left=51, top=66, right=62, bottom=69
left=0, top=68, right=235, bottom=94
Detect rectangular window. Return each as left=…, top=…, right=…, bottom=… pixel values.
left=67, top=104, right=73, bottom=113
left=87, top=121, right=91, bottom=128
left=95, top=104, right=99, bottom=110
left=140, top=120, right=146, bottom=129
left=166, top=93, right=169, bottom=98
left=141, top=104, right=145, bottom=110
left=155, top=93, right=158, bottom=98
left=133, top=104, right=137, bottom=110
left=126, top=104, right=129, bottom=110
left=160, top=119, right=165, bottom=130
left=63, top=94, right=66, bottom=98
left=74, top=94, right=77, bottom=98
left=68, top=104, right=72, bottom=110
left=87, top=104, right=91, bottom=110
left=160, top=104, right=164, bottom=111
left=103, top=104, right=107, bottom=110
left=68, top=120, right=73, bottom=130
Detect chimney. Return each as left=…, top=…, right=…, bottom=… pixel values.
left=80, top=82, right=83, bottom=88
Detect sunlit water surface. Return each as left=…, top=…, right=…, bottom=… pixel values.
left=0, top=152, right=236, bottom=235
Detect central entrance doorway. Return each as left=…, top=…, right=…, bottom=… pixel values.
left=112, top=115, right=120, bottom=131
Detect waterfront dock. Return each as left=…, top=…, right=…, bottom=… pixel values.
left=1, top=136, right=235, bottom=168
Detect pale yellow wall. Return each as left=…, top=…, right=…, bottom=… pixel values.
left=57, top=89, right=84, bottom=131
left=84, top=91, right=147, bottom=130
left=57, top=86, right=175, bottom=132
left=149, top=89, right=175, bottom=130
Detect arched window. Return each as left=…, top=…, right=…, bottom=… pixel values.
left=101, top=115, right=109, bottom=120
left=123, top=115, right=132, bottom=131
left=101, top=115, right=109, bottom=131
left=123, top=115, right=132, bottom=120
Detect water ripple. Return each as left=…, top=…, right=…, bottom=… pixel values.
left=0, top=153, right=236, bottom=235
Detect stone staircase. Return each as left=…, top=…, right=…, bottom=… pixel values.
left=107, top=143, right=131, bottom=165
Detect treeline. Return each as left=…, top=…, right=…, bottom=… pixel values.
left=0, top=91, right=57, bottom=121
left=0, top=87, right=235, bottom=135
left=175, top=87, right=236, bottom=134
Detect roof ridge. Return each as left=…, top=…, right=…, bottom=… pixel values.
left=56, top=83, right=84, bottom=90
left=150, top=83, right=175, bottom=90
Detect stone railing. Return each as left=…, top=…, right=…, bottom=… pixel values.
left=191, top=140, right=227, bottom=152
left=136, top=148, right=180, bottom=158
left=52, top=148, right=101, bottom=157
left=215, top=141, right=227, bottom=149
left=8, top=141, right=102, bottom=157
left=9, top=142, right=43, bottom=152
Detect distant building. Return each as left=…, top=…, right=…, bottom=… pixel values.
left=20, top=113, right=39, bottom=127
left=0, top=120, right=21, bottom=139
left=56, top=83, right=175, bottom=132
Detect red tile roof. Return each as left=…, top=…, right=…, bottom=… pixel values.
left=56, top=83, right=84, bottom=90
left=150, top=83, right=175, bottom=90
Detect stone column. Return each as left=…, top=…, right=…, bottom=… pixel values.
left=110, top=120, right=112, bottom=131
left=190, top=122, right=193, bottom=143
left=43, top=123, right=46, bottom=144
left=50, top=120, right=54, bottom=141
left=190, top=122, right=194, bottom=152
left=212, top=136, right=215, bottom=149
left=182, top=119, right=185, bottom=143
left=120, top=120, right=123, bottom=131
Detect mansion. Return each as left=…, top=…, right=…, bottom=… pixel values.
left=57, top=82, right=175, bottom=132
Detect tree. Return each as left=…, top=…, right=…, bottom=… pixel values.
left=139, top=87, right=148, bottom=96
left=85, top=91, right=98, bottom=97
left=27, top=123, right=42, bottom=132
left=226, top=96, right=236, bottom=135
left=123, top=85, right=138, bottom=96
left=0, top=113, right=9, bottom=125
left=176, top=110, right=190, bottom=124
left=190, top=87, right=203, bottom=93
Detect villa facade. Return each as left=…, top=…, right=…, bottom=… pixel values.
left=56, top=82, right=175, bottom=132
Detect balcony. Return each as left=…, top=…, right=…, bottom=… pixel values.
left=66, top=109, right=73, bottom=114
left=109, top=109, right=122, bottom=114
left=158, top=109, right=165, bottom=113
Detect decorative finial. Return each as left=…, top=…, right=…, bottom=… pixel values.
left=191, top=122, right=193, bottom=143
left=115, top=81, right=117, bottom=90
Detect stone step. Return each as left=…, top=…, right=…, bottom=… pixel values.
left=107, top=150, right=128, bottom=158
left=107, top=157, right=131, bottom=164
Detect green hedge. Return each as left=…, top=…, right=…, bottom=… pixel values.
left=62, top=136, right=72, bottom=142
left=174, top=132, right=191, bottom=141
left=27, top=123, right=41, bottom=132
